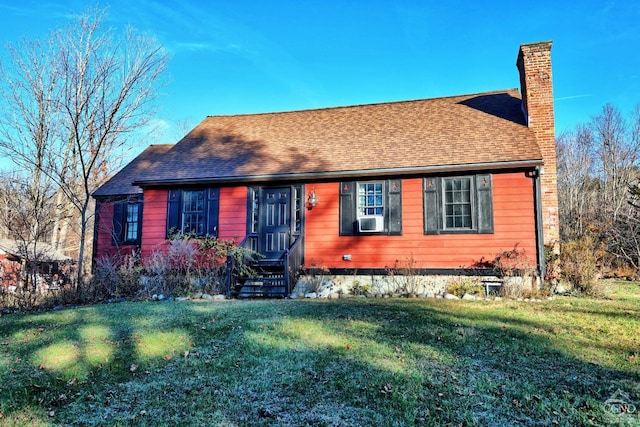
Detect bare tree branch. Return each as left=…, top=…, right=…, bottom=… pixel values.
left=0, top=7, right=169, bottom=286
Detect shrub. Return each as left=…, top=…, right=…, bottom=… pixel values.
left=90, top=252, right=142, bottom=300
left=493, top=244, right=536, bottom=277
left=560, top=234, right=603, bottom=295
left=146, top=234, right=260, bottom=297
left=386, top=254, right=426, bottom=295
left=492, top=244, right=538, bottom=297
left=299, top=259, right=330, bottom=293
left=349, top=281, right=371, bottom=296
left=143, top=235, right=230, bottom=297
left=544, top=242, right=561, bottom=289
left=446, top=278, right=484, bottom=298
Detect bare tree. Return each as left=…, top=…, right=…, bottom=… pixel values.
left=0, top=172, right=57, bottom=290
left=558, top=103, right=640, bottom=273
left=557, top=125, right=597, bottom=239
left=592, top=104, right=639, bottom=220
left=0, top=7, right=169, bottom=286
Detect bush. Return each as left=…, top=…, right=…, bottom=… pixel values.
left=298, top=259, right=330, bottom=293
left=446, top=278, right=484, bottom=298
left=89, top=235, right=251, bottom=301
left=386, top=254, right=426, bottom=295
left=544, top=242, right=561, bottom=288
left=90, top=252, right=142, bottom=300
left=493, top=244, right=536, bottom=277
left=560, top=234, right=603, bottom=295
left=143, top=235, right=231, bottom=297
left=349, top=281, right=371, bottom=296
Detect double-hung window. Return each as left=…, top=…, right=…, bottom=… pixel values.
left=339, top=179, right=402, bottom=235
left=124, top=203, right=140, bottom=241
left=112, top=197, right=143, bottom=245
left=424, top=174, right=493, bottom=234
left=358, top=182, right=384, bottom=216
left=444, top=177, right=472, bottom=229
left=181, top=190, right=206, bottom=235
left=167, top=188, right=219, bottom=237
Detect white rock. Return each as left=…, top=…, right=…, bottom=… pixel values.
left=305, top=292, right=317, bottom=299
left=213, top=294, right=226, bottom=301
left=462, top=294, right=476, bottom=300
left=444, top=293, right=460, bottom=300
left=202, top=293, right=213, bottom=300
left=318, top=289, right=331, bottom=298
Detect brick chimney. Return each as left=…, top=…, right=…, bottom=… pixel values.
left=516, top=41, right=559, bottom=248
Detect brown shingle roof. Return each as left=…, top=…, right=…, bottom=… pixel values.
left=134, top=89, right=541, bottom=186
left=93, top=144, right=174, bottom=198
left=0, top=239, right=72, bottom=262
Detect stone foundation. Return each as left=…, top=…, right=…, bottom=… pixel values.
left=291, top=274, right=540, bottom=299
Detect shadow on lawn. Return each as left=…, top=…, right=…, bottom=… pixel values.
left=0, top=302, right=195, bottom=423
left=0, top=298, right=638, bottom=425
left=262, top=299, right=640, bottom=424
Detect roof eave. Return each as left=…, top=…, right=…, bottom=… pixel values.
left=92, top=189, right=143, bottom=200
left=133, top=159, right=543, bottom=187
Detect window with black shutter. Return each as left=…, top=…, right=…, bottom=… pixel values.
left=423, top=174, right=493, bottom=234
left=339, top=179, right=402, bottom=236
left=112, top=198, right=143, bottom=245
left=166, top=188, right=220, bottom=238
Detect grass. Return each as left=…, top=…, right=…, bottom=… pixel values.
left=0, top=281, right=638, bottom=426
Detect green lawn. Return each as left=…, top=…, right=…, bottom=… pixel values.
left=0, top=281, right=638, bottom=426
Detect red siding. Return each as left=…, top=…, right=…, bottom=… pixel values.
left=140, top=187, right=249, bottom=259
left=219, top=187, right=248, bottom=244
left=304, top=172, right=537, bottom=269
left=141, top=189, right=169, bottom=259
left=109, top=172, right=535, bottom=270
left=93, top=201, right=137, bottom=262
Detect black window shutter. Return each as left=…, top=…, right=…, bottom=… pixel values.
left=476, top=174, right=494, bottom=234
left=424, top=177, right=440, bottom=235
left=339, top=182, right=356, bottom=236
left=167, top=189, right=181, bottom=237
left=135, top=199, right=144, bottom=244
left=207, top=188, right=220, bottom=237
left=387, top=179, right=402, bottom=235
left=112, top=202, right=124, bottom=245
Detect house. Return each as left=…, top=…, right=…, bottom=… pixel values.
left=92, top=41, right=558, bottom=297
left=92, top=144, right=174, bottom=261
left=0, top=239, right=72, bottom=291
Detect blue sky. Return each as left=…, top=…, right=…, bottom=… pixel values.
left=0, top=0, right=639, bottom=152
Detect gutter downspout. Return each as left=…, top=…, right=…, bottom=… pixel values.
left=533, top=166, right=545, bottom=284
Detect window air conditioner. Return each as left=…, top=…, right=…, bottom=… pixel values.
left=358, top=215, right=384, bottom=233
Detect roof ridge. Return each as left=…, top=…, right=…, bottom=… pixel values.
left=205, top=88, right=521, bottom=119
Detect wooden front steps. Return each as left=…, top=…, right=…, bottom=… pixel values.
left=231, top=259, right=287, bottom=298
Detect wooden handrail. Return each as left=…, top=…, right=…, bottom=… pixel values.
left=283, top=235, right=304, bottom=297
